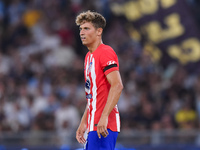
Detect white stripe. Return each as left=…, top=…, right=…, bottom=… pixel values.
left=90, top=56, right=97, bottom=131
left=86, top=55, right=90, bottom=76
left=116, top=113, right=120, bottom=132
left=85, top=55, right=90, bottom=131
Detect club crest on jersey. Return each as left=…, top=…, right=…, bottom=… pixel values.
left=87, top=62, right=92, bottom=76
left=107, top=60, right=116, bottom=66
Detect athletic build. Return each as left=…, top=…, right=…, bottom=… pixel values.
left=75, top=10, right=123, bottom=150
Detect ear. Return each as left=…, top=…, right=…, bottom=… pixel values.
left=97, top=28, right=103, bottom=36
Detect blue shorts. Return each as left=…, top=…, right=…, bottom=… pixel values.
left=84, top=129, right=118, bottom=150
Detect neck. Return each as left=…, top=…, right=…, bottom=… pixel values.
left=87, top=40, right=103, bottom=53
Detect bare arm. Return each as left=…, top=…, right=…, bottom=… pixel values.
left=76, top=105, right=88, bottom=144
left=97, top=70, right=123, bottom=138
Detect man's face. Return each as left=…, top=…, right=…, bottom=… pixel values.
left=79, top=21, right=100, bottom=46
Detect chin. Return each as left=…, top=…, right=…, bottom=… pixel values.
left=82, top=42, right=88, bottom=46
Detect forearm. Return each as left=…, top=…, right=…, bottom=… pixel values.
left=76, top=104, right=88, bottom=144
left=101, top=82, right=123, bottom=117
left=79, top=105, right=88, bottom=126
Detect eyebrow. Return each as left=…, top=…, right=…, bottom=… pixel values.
left=79, top=26, right=90, bottom=30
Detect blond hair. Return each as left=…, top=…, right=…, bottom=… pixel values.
left=75, top=10, right=106, bottom=29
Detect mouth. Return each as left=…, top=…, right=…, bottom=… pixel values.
left=81, top=37, right=86, bottom=41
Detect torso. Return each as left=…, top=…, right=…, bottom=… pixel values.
left=84, top=44, right=120, bottom=132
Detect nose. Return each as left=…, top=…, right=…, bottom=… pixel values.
left=80, top=29, right=84, bottom=35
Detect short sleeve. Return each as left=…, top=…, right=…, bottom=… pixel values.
left=100, top=47, right=119, bottom=76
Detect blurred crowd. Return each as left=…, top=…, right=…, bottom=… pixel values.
left=0, top=0, right=200, bottom=143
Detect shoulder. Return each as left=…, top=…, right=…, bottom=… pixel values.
left=101, top=44, right=114, bottom=51
left=99, top=44, right=116, bottom=55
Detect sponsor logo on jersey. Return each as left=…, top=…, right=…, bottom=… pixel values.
left=85, top=78, right=91, bottom=94
left=86, top=94, right=92, bottom=99
left=107, top=60, right=116, bottom=66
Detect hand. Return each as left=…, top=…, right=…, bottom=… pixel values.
left=76, top=124, right=87, bottom=144
left=97, top=115, right=109, bottom=138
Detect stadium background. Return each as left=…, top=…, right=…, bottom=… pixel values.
left=0, top=0, right=200, bottom=149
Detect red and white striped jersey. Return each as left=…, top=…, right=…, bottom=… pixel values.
left=84, top=44, right=120, bottom=132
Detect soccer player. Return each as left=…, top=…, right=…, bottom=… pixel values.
left=75, top=10, right=123, bottom=150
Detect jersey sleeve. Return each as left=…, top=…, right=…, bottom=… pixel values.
left=100, top=47, right=119, bottom=76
